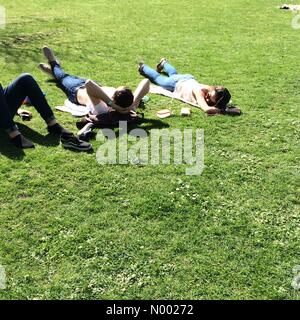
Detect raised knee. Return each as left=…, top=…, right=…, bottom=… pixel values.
left=20, top=73, right=34, bottom=81
left=16, top=73, right=37, bottom=87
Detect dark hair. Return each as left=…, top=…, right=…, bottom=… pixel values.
left=113, top=87, right=134, bottom=108
left=214, top=87, right=231, bottom=111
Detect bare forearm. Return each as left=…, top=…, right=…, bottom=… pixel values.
left=193, top=90, right=218, bottom=114
left=131, top=79, right=150, bottom=110
left=85, top=80, right=112, bottom=105
left=194, top=91, right=209, bottom=112
left=85, top=80, right=130, bottom=113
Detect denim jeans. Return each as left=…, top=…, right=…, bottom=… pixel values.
left=141, top=62, right=195, bottom=92
left=0, top=74, right=55, bottom=133
left=51, top=62, right=86, bottom=104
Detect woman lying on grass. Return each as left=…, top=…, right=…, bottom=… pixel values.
left=39, top=47, right=150, bottom=117
left=139, top=58, right=241, bottom=116
left=0, top=73, right=91, bottom=150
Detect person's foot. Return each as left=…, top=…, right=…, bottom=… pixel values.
left=61, top=133, right=92, bottom=152
left=156, top=58, right=167, bottom=73
left=10, top=134, right=35, bottom=149
left=38, top=63, right=54, bottom=78
left=47, top=123, right=73, bottom=136
left=138, top=62, right=146, bottom=76
left=42, top=46, right=59, bottom=64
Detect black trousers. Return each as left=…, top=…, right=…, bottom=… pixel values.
left=0, top=74, right=55, bottom=132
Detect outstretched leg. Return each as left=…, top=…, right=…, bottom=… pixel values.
left=158, top=59, right=195, bottom=83
left=50, top=62, right=86, bottom=104
left=162, top=61, right=178, bottom=76
left=139, top=64, right=176, bottom=92
left=42, top=47, right=86, bottom=104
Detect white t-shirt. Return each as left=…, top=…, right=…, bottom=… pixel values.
left=174, top=79, right=205, bottom=105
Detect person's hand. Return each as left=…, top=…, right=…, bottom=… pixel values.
left=205, top=107, right=219, bottom=116
left=86, top=114, right=98, bottom=122
left=111, top=103, right=131, bottom=114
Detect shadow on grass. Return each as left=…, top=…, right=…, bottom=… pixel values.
left=0, top=130, right=25, bottom=160
left=128, top=117, right=170, bottom=132
left=95, top=118, right=170, bottom=141
left=17, top=123, right=60, bottom=147
left=0, top=29, right=63, bottom=66
left=0, top=123, right=61, bottom=160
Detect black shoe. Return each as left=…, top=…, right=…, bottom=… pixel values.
left=61, top=134, right=92, bottom=152
left=48, top=123, right=73, bottom=136
left=156, top=58, right=167, bottom=73
left=10, top=134, right=35, bottom=149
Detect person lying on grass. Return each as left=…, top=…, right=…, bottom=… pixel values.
left=0, top=73, right=91, bottom=151
left=39, top=46, right=150, bottom=117
left=139, top=58, right=241, bottom=116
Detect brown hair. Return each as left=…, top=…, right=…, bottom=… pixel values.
left=214, top=87, right=231, bottom=111
left=113, top=87, right=134, bottom=108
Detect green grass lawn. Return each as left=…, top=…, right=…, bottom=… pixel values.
left=0, top=0, right=299, bottom=300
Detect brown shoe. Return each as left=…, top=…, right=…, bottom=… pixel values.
left=156, top=58, right=167, bottom=73
left=42, top=46, right=59, bottom=64
left=38, top=63, right=54, bottom=78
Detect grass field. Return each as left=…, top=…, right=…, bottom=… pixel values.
left=0, top=0, right=299, bottom=300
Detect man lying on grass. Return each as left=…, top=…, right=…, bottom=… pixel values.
left=139, top=58, right=241, bottom=116
left=0, top=73, right=91, bottom=151
left=39, top=46, right=150, bottom=118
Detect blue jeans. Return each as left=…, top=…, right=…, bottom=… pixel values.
left=51, top=62, right=86, bottom=104
left=0, top=74, right=55, bottom=133
left=140, top=62, right=195, bottom=92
